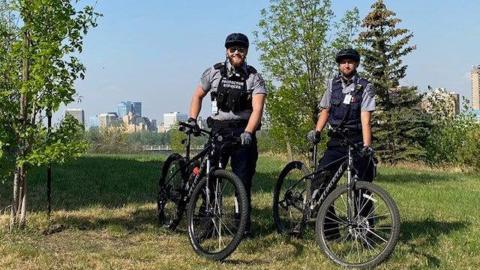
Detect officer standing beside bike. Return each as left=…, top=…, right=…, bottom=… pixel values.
left=308, top=48, right=375, bottom=182
left=307, top=49, right=376, bottom=238
left=187, top=33, right=267, bottom=237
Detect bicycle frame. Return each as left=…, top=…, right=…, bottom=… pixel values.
left=164, top=122, right=240, bottom=211
left=308, top=144, right=350, bottom=212
left=290, top=132, right=368, bottom=224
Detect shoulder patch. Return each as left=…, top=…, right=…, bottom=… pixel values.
left=355, top=77, right=369, bottom=91
left=358, top=77, right=370, bottom=86
left=246, top=65, right=257, bottom=74
left=201, top=68, right=211, bottom=80
left=366, top=83, right=375, bottom=98
left=213, top=62, right=224, bottom=70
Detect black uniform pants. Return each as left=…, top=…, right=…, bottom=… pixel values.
left=316, top=138, right=376, bottom=235
left=211, top=123, right=258, bottom=232
left=318, top=139, right=374, bottom=183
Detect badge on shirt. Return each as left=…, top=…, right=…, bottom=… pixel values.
left=343, top=94, right=352, bottom=104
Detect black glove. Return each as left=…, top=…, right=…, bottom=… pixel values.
left=361, top=145, right=374, bottom=157
left=240, top=131, right=253, bottom=146
left=307, top=130, right=321, bottom=144
left=187, top=117, right=200, bottom=136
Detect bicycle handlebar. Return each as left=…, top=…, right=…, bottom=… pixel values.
left=178, top=121, right=210, bottom=136
left=320, top=127, right=375, bottom=158
left=178, top=121, right=241, bottom=147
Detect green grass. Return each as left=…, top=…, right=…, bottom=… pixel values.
left=0, top=154, right=479, bottom=269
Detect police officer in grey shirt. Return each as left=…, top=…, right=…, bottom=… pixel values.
left=188, top=33, right=267, bottom=236
left=306, top=48, right=376, bottom=238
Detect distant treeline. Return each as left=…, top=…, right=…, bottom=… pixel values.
left=84, top=127, right=207, bottom=154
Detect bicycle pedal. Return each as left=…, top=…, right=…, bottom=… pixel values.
left=289, top=230, right=303, bottom=238
left=289, top=225, right=303, bottom=238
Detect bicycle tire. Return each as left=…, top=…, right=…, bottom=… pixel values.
left=157, top=153, right=187, bottom=230
left=273, top=161, right=311, bottom=236
left=187, top=169, right=248, bottom=261
left=315, top=181, right=400, bottom=269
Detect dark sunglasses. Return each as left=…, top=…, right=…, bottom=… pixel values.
left=228, top=46, right=247, bottom=54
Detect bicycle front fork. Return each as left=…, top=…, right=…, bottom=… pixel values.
left=346, top=146, right=356, bottom=223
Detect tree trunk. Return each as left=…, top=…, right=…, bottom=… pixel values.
left=10, top=164, right=27, bottom=230
left=9, top=27, right=31, bottom=230
left=286, top=140, right=293, bottom=162
left=19, top=168, right=27, bottom=228
left=9, top=166, right=20, bottom=231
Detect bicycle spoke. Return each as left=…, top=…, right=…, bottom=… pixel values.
left=316, top=182, right=400, bottom=268
left=217, top=213, right=236, bottom=236
left=324, top=214, right=348, bottom=226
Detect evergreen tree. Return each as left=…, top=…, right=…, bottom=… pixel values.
left=373, top=86, right=431, bottom=162
left=358, top=0, right=414, bottom=109
left=357, top=0, right=430, bottom=162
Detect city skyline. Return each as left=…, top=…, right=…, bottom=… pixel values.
left=471, top=66, right=480, bottom=110
left=61, top=0, right=479, bottom=123
left=84, top=98, right=195, bottom=130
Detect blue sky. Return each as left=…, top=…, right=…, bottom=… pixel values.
left=68, top=0, right=480, bottom=124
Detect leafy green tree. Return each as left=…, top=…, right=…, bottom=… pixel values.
left=168, top=127, right=186, bottom=154
left=0, top=0, right=99, bottom=229
left=426, top=98, right=480, bottom=169
left=86, top=127, right=132, bottom=154
left=254, top=0, right=360, bottom=159
left=0, top=0, right=17, bottom=181
left=357, top=0, right=430, bottom=162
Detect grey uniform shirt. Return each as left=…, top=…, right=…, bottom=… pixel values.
left=200, top=61, right=267, bottom=120
left=318, top=74, right=376, bottom=112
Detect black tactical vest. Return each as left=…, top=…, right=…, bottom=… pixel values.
left=211, top=62, right=256, bottom=113
left=328, top=75, right=369, bottom=131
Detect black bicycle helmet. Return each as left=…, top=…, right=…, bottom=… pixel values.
left=225, top=33, right=249, bottom=49
left=335, top=48, right=360, bottom=63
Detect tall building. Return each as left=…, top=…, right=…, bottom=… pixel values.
left=472, top=66, right=480, bottom=110
left=89, top=116, right=99, bottom=128
left=121, top=112, right=156, bottom=133
left=98, top=112, right=119, bottom=128
left=65, top=108, right=85, bottom=126
left=133, top=102, right=142, bottom=117
left=157, top=122, right=167, bottom=133
left=163, top=112, right=188, bottom=130
left=450, top=92, right=460, bottom=115
left=117, top=101, right=142, bottom=117
left=150, top=119, right=157, bottom=132
left=117, top=101, right=133, bottom=118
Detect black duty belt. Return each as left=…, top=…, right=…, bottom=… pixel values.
left=329, top=131, right=362, bottom=142
left=210, top=119, right=248, bottom=129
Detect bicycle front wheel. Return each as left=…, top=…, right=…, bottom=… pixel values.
left=315, top=181, right=400, bottom=269
left=187, top=169, right=248, bottom=261
left=157, top=153, right=187, bottom=230
left=273, top=161, right=311, bottom=236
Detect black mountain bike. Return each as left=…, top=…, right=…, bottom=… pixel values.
left=157, top=121, right=248, bottom=261
left=273, top=128, right=400, bottom=269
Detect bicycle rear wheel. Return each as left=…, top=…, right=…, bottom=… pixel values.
left=273, top=161, right=311, bottom=237
left=315, top=181, right=400, bottom=269
left=157, top=153, right=187, bottom=230
left=187, top=169, right=248, bottom=261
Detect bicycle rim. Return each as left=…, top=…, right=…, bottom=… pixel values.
left=187, top=170, right=247, bottom=261
left=315, top=182, right=400, bottom=268
left=158, top=154, right=186, bottom=229
left=273, top=161, right=310, bottom=236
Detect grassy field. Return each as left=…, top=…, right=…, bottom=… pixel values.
left=0, top=154, right=479, bottom=269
